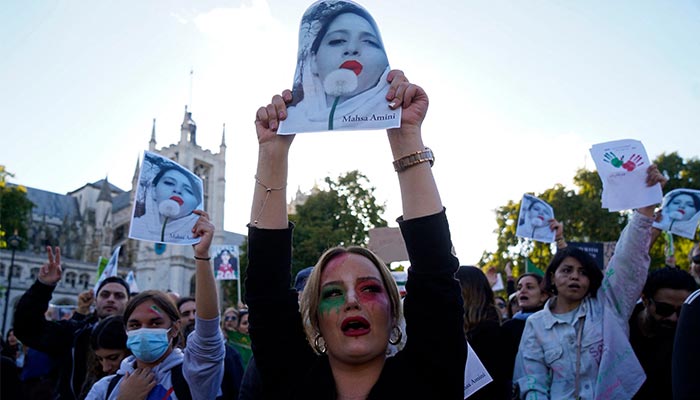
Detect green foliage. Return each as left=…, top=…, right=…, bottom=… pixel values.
left=228, top=170, right=387, bottom=307
left=291, top=170, right=387, bottom=274
left=0, top=166, right=34, bottom=250
left=484, top=153, right=700, bottom=275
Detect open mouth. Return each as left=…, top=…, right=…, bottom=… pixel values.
left=519, top=295, right=529, bottom=302
left=340, top=60, right=363, bottom=76
left=568, top=284, right=581, bottom=290
left=341, top=316, right=370, bottom=336
left=170, top=196, right=184, bottom=206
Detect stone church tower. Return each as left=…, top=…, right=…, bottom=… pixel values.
left=133, top=106, right=227, bottom=295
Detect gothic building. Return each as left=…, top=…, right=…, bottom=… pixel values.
left=0, top=108, right=245, bottom=334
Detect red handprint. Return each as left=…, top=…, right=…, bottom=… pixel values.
left=622, top=154, right=643, bottom=171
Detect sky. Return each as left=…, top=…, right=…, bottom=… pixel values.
left=2, top=0, right=699, bottom=265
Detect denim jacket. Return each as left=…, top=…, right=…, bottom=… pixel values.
left=514, top=211, right=652, bottom=399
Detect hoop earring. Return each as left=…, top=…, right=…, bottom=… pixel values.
left=314, top=333, right=327, bottom=354
left=389, top=326, right=403, bottom=345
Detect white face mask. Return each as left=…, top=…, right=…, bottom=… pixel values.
left=126, top=327, right=171, bottom=363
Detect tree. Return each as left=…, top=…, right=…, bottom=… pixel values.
left=290, top=170, right=387, bottom=273
left=223, top=170, right=387, bottom=307
left=0, top=165, right=34, bottom=250
left=484, top=153, right=700, bottom=275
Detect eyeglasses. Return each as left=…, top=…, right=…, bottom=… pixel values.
left=650, top=299, right=682, bottom=318
left=692, top=254, right=700, bottom=264
left=224, top=316, right=238, bottom=322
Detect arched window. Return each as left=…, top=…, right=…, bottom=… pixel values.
left=11, top=265, right=22, bottom=279
left=30, top=267, right=40, bottom=281
left=65, top=271, right=77, bottom=288
left=78, top=273, right=91, bottom=290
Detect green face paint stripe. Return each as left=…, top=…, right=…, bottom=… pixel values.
left=319, top=292, right=345, bottom=315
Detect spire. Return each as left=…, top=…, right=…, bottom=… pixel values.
left=97, top=177, right=112, bottom=203
left=149, top=118, right=156, bottom=151
left=181, top=105, right=197, bottom=145
left=132, top=157, right=140, bottom=183
left=220, top=123, right=227, bottom=148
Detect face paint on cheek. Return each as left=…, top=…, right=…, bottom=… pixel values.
left=319, top=291, right=345, bottom=316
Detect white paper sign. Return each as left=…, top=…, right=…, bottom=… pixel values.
left=589, top=139, right=662, bottom=212
left=464, top=342, right=493, bottom=398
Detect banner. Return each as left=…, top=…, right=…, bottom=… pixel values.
left=94, top=246, right=121, bottom=293
left=125, top=270, right=140, bottom=294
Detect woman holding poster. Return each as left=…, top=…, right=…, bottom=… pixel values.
left=246, top=71, right=466, bottom=399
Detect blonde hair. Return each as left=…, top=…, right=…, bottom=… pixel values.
left=299, top=246, right=402, bottom=354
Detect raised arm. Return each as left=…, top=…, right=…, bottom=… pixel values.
left=385, top=71, right=441, bottom=219
left=191, top=210, right=219, bottom=319
left=183, top=210, right=225, bottom=400
left=387, top=71, right=466, bottom=399
left=249, top=90, right=295, bottom=229
left=600, top=165, right=666, bottom=318
left=13, top=247, right=75, bottom=355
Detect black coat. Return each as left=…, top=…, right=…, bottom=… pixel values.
left=245, top=211, right=467, bottom=399
left=14, top=280, right=98, bottom=400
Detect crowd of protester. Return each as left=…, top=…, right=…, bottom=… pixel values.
left=2, top=3, right=700, bottom=398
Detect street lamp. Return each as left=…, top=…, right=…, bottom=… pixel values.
left=2, top=234, right=21, bottom=335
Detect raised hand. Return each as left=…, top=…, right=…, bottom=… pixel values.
left=622, top=153, right=643, bottom=171
left=549, top=219, right=564, bottom=239
left=638, top=164, right=668, bottom=217
left=191, top=210, right=215, bottom=259
left=117, top=368, right=156, bottom=400
left=38, top=246, right=62, bottom=286
left=386, top=70, right=429, bottom=132
left=77, top=290, right=95, bottom=315
left=505, top=261, right=513, bottom=278
left=603, top=152, right=625, bottom=168
left=255, top=90, right=295, bottom=154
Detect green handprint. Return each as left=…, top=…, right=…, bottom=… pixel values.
left=603, top=152, right=625, bottom=168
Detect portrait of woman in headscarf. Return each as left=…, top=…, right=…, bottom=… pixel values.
left=129, top=151, right=204, bottom=245
left=278, top=0, right=401, bottom=134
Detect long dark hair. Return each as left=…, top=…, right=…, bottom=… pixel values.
left=456, top=266, right=501, bottom=335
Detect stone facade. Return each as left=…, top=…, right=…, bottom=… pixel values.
left=0, top=108, right=245, bottom=334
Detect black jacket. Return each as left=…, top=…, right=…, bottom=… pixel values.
left=14, top=280, right=98, bottom=400
left=245, top=210, right=467, bottom=399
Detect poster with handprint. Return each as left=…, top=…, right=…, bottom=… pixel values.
left=652, top=189, right=700, bottom=239
left=590, top=139, right=663, bottom=212
left=515, top=194, right=556, bottom=243
left=277, top=0, right=401, bottom=134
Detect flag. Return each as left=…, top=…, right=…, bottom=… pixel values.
left=95, top=257, right=108, bottom=283
left=125, top=270, right=139, bottom=293
left=94, top=246, right=121, bottom=293
left=526, top=258, right=545, bottom=277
